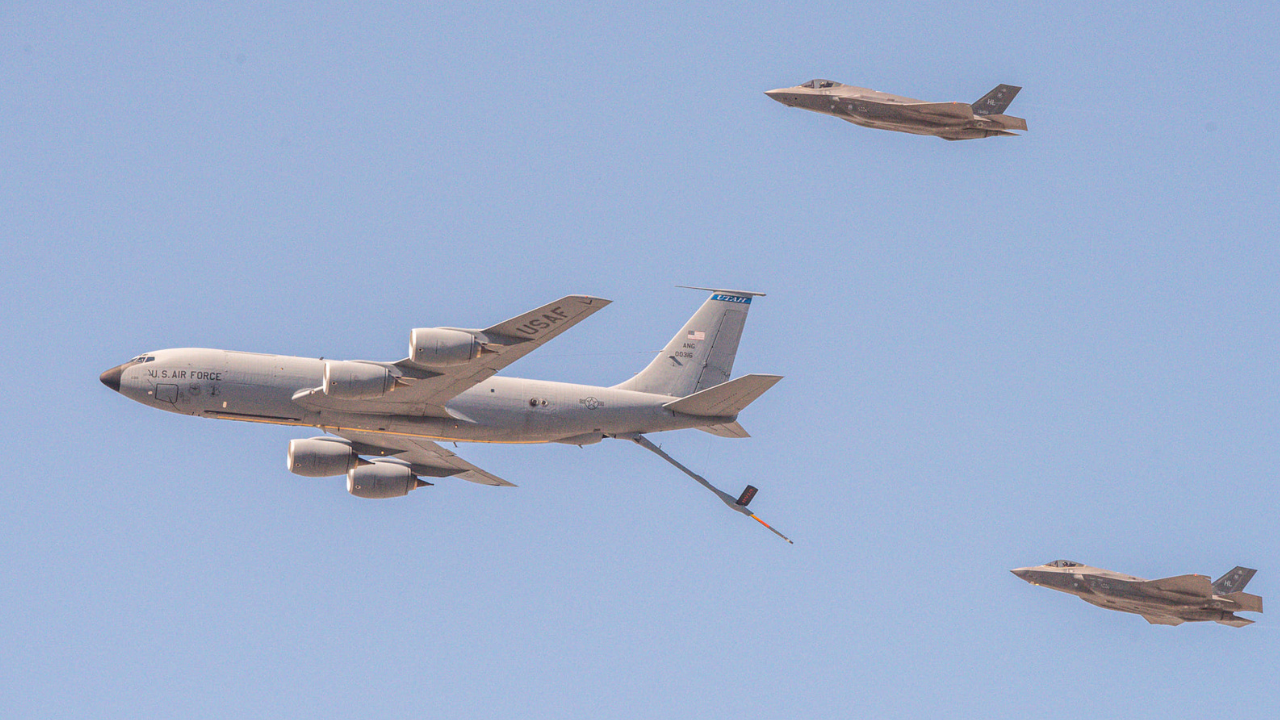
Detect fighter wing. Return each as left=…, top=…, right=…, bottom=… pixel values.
left=332, top=429, right=515, bottom=487
left=897, top=102, right=975, bottom=120
left=391, top=294, right=611, bottom=408
left=1142, top=614, right=1185, bottom=626
left=1143, top=574, right=1215, bottom=598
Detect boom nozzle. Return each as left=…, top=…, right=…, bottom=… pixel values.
left=750, top=513, right=793, bottom=544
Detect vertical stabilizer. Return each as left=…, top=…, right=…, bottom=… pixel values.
left=972, top=84, right=1021, bottom=116
left=613, top=288, right=763, bottom=398
left=1213, top=567, right=1257, bottom=595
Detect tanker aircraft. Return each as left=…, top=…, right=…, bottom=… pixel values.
left=1012, top=560, right=1262, bottom=627
left=765, top=79, right=1026, bottom=140
left=100, top=289, right=791, bottom=542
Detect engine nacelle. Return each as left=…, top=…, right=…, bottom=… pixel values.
left=347, top=461, right=423, bottom=499
left=287, top=438, right=357, bottom=477
left=323, top=361, right=395, bottom=400
left=409, top=327, right=482, bottom=367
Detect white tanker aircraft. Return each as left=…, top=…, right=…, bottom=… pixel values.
left=101, top=288, right=790, bottom=542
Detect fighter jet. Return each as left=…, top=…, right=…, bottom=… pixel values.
left=100, top=289, right=791, bottom=541
left=765, top=79, right=1026, bottom=140
left=1012, top=560, right=1263, bottom=627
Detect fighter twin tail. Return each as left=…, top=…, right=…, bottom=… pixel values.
left=101, top=289, right=791, bottom=543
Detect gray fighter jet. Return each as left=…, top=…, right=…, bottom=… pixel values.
left=100, top=289, right=791, bottom=541
left=765, top=80, right=1026, bottom=140
left=1012, top=560, right=1263, bottom=627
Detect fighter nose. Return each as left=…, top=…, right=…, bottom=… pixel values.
left=99, top=364, right=125, bottom=392
left=1011, top=568, right=1030, bottom=579
left=764, top=89, right=789, bottom=104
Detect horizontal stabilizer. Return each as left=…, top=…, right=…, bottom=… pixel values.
left=1216, top=614, right=1255, bottom=628
left=985, top=113, right=1027, bottom=131
left=697, top=421, right=750, bottom=438
left=1144, top=574, right=1214, bottom=598
left=1142, top=614, right=1185, bottom=626
left=1225, top=591, right=1263, bottom=614
left=663, top=374, right=783, bottom=417
left=1213, top=566, right=1257, bottom=595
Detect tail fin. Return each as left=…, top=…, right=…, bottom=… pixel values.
left=973, top=84, right=1021, bottom=116
left=613, top=288, right=763, bottom=397
left=1213, top=567, right=1257, bottom=595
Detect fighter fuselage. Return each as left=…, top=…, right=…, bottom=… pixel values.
left=1012, top=561, right=1262, bottom=626
left=765, top=81, right=1025, bottom=140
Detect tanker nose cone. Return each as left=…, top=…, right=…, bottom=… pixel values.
left=100, top=364, right=124, bottom=392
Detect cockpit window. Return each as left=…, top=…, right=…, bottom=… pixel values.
left=800, top=79, right=838, bottom=89
left=1047, top=560, right=1081, bottom=568
left=127, top=356, right=156, bottom=364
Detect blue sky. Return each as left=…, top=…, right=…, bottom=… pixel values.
left=3, top=3, right=1278, bottom=718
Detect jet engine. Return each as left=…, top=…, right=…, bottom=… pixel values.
left=409, top=328, right=482, bottom=367
left=347, top=461, right=426, bottom=499
left=323, top=361, right=396, bottom=399
left=287, top=437, right=357, bottom=477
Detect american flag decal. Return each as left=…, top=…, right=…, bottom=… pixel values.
left=687, top=330, right=705, bottom=341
